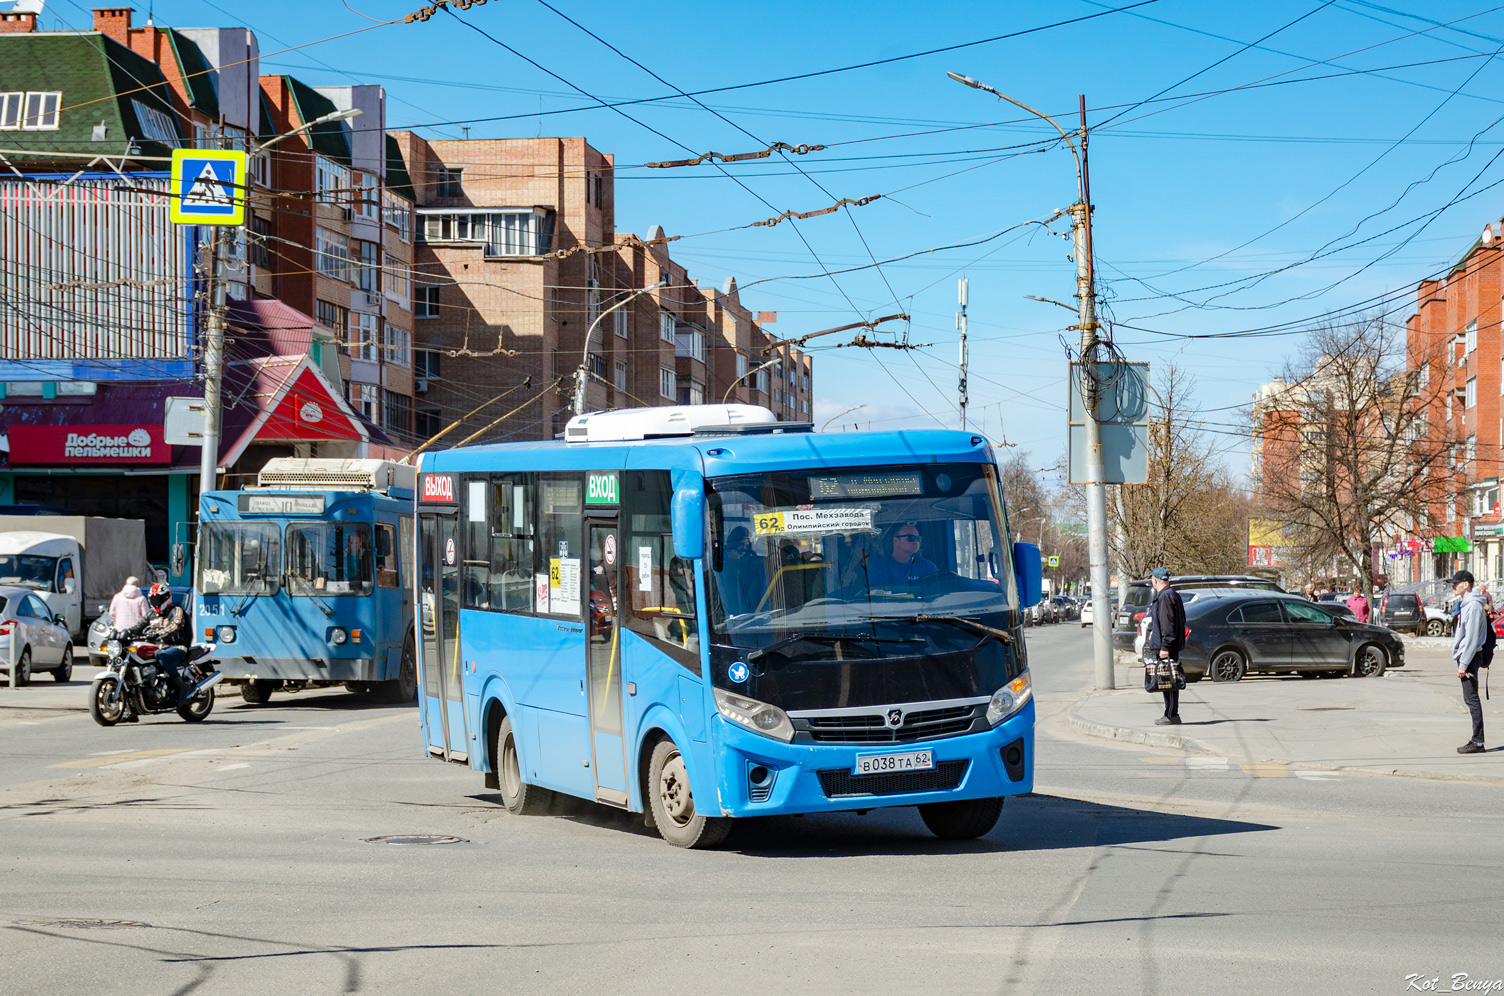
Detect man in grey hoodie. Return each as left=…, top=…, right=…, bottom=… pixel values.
left=1449, top=570, right=1488, bottom=754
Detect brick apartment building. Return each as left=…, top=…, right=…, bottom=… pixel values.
left=388, top=133, right=811, bottom=444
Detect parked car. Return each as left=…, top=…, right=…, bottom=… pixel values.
left=1114, top=575, right=1285, bottom=649
left=1421, top=602, right=1452, bottom=637
left=1053, top=595, right=1076, bottom=621
left=1177, top=591, right=1404, bottom=682
left=1080, top=599, right=1093, bottom=628
left=0, top=585, right=74, bottom=684
left=1378, top=591, right=1424, bottom=634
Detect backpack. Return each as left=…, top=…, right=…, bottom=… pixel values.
left=1480, top=612, right=1496, bottom=670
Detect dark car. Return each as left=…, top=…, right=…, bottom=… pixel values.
left=1377, top=591, right=1423, bottom=634
left=1177, top=591, right=1404, bottom=682
left=1113, top=575, right=1286, bottom=650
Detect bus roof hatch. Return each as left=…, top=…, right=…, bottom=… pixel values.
left=564, top=404, right=782, bottom=442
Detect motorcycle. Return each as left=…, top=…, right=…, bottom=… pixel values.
left=89, top=636, right=224, bottom=726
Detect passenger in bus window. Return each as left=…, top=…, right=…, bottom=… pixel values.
left=721, top=526, right=765, bottom=615
left=346, top=530, right=373, bottom=586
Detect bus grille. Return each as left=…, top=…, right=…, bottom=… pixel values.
left=816, top=760, right=969, bottom=798
left=802, top=704, right=980, bottom=744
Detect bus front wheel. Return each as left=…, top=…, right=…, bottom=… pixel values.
left=647, top=738, right=731, bottom=849
left=383, top=633, right=418, bottom=704
left=495, top=715, right=552, bottom=816
left=918, top=796, right=1003, bottom=840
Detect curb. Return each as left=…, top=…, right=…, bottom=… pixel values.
left=1062, top=707, right=1217, bottom=754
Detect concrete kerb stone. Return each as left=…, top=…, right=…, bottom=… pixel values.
left=1064, top=696, right=1218, bottom=754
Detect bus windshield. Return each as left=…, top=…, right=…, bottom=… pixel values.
left=706, top=461, right=1018, bottom=662
left=199, top=523, right=281, bottom=596
left=285, top=522, right=374, bottom=597
left=0, top=554, right=57, bottom=590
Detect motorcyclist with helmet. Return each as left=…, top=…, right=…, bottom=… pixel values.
left=118, top=583, right=191, bottom=706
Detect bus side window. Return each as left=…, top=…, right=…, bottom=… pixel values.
left=622, top=470, right=700, bottom=673
left=375, top=523, right=400, bottom=588
left=538, top=475, right=583, bottom=619
left=463, top=476, right=490, bottom=609
left=399, top=515, right=413, bottom=591
left=489, top=474, right=535, bottom=613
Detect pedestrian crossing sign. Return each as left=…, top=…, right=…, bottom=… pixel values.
left=169, top=149, right=247, bottom=225
left=1048, top=555, right=1060, bottom=568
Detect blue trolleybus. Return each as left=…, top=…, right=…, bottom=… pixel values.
left=195, top=458, right=418, bottom=705
left=415, top=405, right=1042, bottom=847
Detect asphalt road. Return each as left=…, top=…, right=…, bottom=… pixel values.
left=0, top=629, right=1500, bottom=995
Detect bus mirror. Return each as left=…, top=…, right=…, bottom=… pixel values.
left=671, top=488, right=706, bottom=561
left=1013, top=542, right=1042, bottom=607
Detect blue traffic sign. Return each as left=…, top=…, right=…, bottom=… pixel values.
left=169, top=149, right=247, bottom=225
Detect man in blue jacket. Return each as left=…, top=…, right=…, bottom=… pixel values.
left=1145, top=567, right=1186, bottom=725
left=1450, top=570, right=1488, bottom=754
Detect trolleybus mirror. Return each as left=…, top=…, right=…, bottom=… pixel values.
left=671, top=487, right=706, bottom=561
left=1013, top=541, right=1042, bottom=607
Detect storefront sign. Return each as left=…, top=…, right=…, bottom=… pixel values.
left=8, top=424, right=171, bottom=464
left=1433, top=536, right=1472, bottom=553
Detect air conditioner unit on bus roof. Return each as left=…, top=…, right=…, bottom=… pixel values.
left=254, top=457, right=416, bottom=494
left=564, top=404, right=782, bottom=442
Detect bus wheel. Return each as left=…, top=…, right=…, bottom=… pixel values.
left=495, top=715, right=552, bottom=815
left=383, top=633, right=418, bottom=704
left=647, top=739, right=731, bottom=849
left=240, top=680, right=274, bottom=705
left=919, top=797, right=1003, bottom=840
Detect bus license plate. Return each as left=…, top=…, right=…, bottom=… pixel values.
left=854, top=750, right=934, bottom=776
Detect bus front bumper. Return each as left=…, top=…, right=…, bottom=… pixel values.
left=710, top=703, right=1034, bottom=818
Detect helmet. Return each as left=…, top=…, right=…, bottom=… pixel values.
left=148, top=583, right=171, bottom=610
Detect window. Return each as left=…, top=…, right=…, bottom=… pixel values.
left=249, top=215, right=272, bottom=269
left=415, top=285, right=440, bottom=319
left=384, top=390, right=411, bottom=437
left=315, top=156, right=350, bottom=206
left=1468, top=434, right=1477, bottom=462
left=356, top=172, right=379, bottom=219
left=416, top=407, right=443, bottom=438
left=623, top=470, right=699, bottom=668
left=487, top=475, right=536, bottom=613
left=435, top=166, right=462, bottom=198
left=286, top=522, right=373, bottom=596
left=315, top=227, right=349, bottom=280
left=660, top=366, right=676, bottom=399
left=198, top=522, right=281, bottom=596
left=384, top=255, right=410, bottom=301
left=1467, top=377, right=1477, bottom=409
left=374, top=522, right=400, bottom=588
left=349, top=382, right=378, bottom=419
left=418, top=209, right=550, bottom=255
left=131, top=99, right=176, bottom=144
left=736, top=353, right=748, bottom=378
left=615, top=359, right=627, bottom=391
left=415, top=348, right=442, bottom=382
left=249, top=150, right=269, bottom=186
left=675, top=324, right=705, bottom=361
left=659, top=311, right=675, bottom=342
left=614, top=309, right=628, bottom=339
left=587, top=353, right=607, bottom=378
left=348, top=313, right=378, bottom=361
left=594, top=174, right=605, bottom=207
left=384, top=323, right=411, bottom=366
left=1447, top=393, right=1453, bottom=422
left=537, top=476, right=582, bottom=618
left=1466, top=320, right=1478, bottom=354
left=1233, top=601, right=1282, bottom=624
left=11, top=90, right=61, bottom=130
left=0, top=92, right=23, bottom=130
left=383, top=190, right=412, bottom=241
left=356, top=240, right=379, bottom=293
left=676, top=378, right=705, bottom=406
left=1284, top=600, right=1331, bottom=625
left=316, top=299, right=348, bottom=340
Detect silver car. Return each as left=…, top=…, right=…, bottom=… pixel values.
left=0, top=585, right=75, bottom=684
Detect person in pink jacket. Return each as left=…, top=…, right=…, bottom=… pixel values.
left=1345, top=590, right=1370, bottom=623
left=108, top=576, right=148, bottom=631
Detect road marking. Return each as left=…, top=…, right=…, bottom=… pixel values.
left=1241, top=763, right=1287, bottom=778
left=88, top=749, right=135, bottom=757
left=217, top=763, right=250, bottom=771
left=1139, top=756, right=1181, bottom=765
left=51, top=748, right=190, bottom=769
left=1185, top=756, right=1229, bottom=771
left=1295, top=770, right=1340, bottom=781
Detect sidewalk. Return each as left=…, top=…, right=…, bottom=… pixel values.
left=1067, top=646, right=1504, bottom=782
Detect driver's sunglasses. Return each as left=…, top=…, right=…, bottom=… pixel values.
left=896, top=533, right=921, bottom=542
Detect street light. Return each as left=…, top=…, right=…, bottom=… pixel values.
left=723, top=357, right=777, bottom=404
left=950, top=71, right=1114, bottom=690
left=571, top=281, right=668, bottom=415
left=198, top=106, right=366, bottom=498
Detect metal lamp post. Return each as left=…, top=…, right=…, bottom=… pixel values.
left=571, top=281, right=667, bottom=415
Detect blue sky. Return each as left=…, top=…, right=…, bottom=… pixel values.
left=56, top=0, right=1504, bottom=477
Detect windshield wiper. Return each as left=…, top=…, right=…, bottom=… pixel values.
left=748, top=631, right=924, bottom=662
left=862, top=613, right=1014, bottom=644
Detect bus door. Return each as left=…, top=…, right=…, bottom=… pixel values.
left=587, top=517, right=628, bottom=805
left=419, top=510, right=468, bottom=761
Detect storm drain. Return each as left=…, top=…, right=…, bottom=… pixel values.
left=362, top=834, right=469, bottom=845
left=16, top=918, right=151, bottom=929
left=1298, top=707, right=1355, bottom=711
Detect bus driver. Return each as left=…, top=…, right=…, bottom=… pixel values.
left=865, top=522, right=939, bottom=585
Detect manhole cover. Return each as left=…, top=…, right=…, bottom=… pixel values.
left=16, top=918, right=151, bottom=929
left=1298, top=707, right=1355, bottom=711
left=362, top=834, right=469, bottom=845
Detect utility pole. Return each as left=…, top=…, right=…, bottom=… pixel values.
left=1075, top=94, right=1114, bottom=691
left=957, top=277, right=969, bottom=430
left=197, top=227, right=227, bottom=497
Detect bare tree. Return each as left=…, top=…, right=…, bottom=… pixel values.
left=1254, top=316, right=1453, bottom=597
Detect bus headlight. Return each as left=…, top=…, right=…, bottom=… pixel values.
left=330, top=628, right=348, bottom=645
left=713, top=687, right=794, bottom=743
left=217, top=626, right=236, bottom=644
left=986, top=672, right=1032, bottom=726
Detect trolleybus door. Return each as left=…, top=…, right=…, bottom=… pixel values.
left=587, top=518, right=628, bottom=805
left=419, top=511, right=468, bottom=760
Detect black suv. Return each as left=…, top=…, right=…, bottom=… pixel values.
left=1377, top=591, right=1423, bottom=634
left=1112, top=575, right=1286, bottom=650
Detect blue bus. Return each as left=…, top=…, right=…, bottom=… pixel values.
left=195, top=458, right=417, bottom=704
left=415, top=406, right=1041, bottom=847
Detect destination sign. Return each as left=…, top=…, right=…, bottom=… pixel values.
left=237, top=494, right=327, bottom=515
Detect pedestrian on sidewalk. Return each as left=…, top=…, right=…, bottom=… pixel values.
left=1449, top=570, right=1488, bottom=754
left=1346, top=589, right=1370, bottom=623
left=1145, top=567, right=1186, bottom=726
left=1304, top=582, right=1318, bottom=602
left=108, top=576, right=147, bottom=631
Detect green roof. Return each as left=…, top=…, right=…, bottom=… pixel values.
left=166, top=29, right=219, bottom=120
left=0, top=33, right=182, bottom=161
left=284, top=76, right=350, bottom=166
left=385, top=133, right=414, bottom=202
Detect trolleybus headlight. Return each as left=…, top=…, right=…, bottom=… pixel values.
left=713, top=687, right=794, bottom=743
left=986, top=671, right=1033, bottom=726
left=330, top=628, right=348, bottom=645
left=217, top=626, right=236, bottom=644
